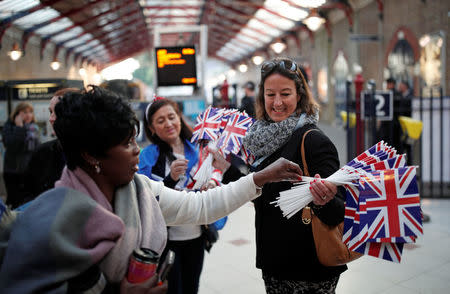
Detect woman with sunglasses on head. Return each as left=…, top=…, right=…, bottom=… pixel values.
left=138, top=98, right=222, bottom=294
left=218, top=57, right=346, bottom=293
left=0, top=86, right=302, bottom=294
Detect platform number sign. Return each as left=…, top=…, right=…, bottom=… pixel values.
left=361, top=90, right=393, bottom=121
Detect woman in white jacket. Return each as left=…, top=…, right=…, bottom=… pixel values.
left=0, top=86, right=302, bottom=294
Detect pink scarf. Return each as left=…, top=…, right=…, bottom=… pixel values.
left=55, top=167, right=167, bottom=283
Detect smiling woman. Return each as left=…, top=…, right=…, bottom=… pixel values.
left=241, top=57, right=347, bottom=294
left=0, top=85, right=302, bottom=293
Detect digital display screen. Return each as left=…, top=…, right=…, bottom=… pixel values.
left=155, top=46, right=197, bottom=87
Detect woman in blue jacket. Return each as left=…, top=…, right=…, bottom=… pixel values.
left=138, top=98, right=218, bottom=294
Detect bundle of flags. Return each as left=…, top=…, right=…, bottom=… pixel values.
left=191, top=106, right=255, bottom=164
left=190, top=106, right=255, bottom=188
left=274, top=141, right=423, bottom=263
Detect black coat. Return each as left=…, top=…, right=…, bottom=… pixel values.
left=20, top=139, right=66, bottom=205
left=225, top=124, right=347, bottom=281
left=239, top=95, right=255, bottom=118
left=2, top=120, right=39, bottom=174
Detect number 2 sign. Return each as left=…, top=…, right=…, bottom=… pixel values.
left=361, top=90, right=393, bottom=121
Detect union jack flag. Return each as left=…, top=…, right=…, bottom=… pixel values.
left=191, top=106, right=223, bottom=142
left=360, top=155, right=406, bottom=172
left=357, top=167, right=422, bottom=244
left=343, top=184, right=360, bottom=247
left=346, top=141, right=386, bottom=166
left=219, top=109, right=239, bottom=132
left=216, top=113, right=254, bottom=155
left=237, top=145, right=255, bottom=165
left=354, top=241, right=404, bottom=263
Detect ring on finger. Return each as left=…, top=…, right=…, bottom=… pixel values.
left=321, top=195, right=327, bottom=200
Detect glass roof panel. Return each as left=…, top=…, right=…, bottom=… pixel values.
left=255, top=10, right=295, bottom=31
left=241, top=28, right=272, bottom=43
left=52, top=27, right=84, bottom=43
left=170, top=9, right=199, bottom=16
left=74, top=40, right=101, bottom=53
left=151, top=18, right=194, bottom=24
left=142, top=0, right=203, bottom=5
left=65, top=34, right=93, bottom=48
left=235, top=35, right=264, bottom=47
left=264, top=0, right=308, bottom=21
left=229, top=40, right=254, bottom=51
left=35, top=18, right=73, bottom=35
left=247, top=19, right=281, bottom=37
left=0, top=0, right=40, bottom=20
left=14, top=8, right=59, bottom=29
left=224, top=44, right=248, bottom=54
left=84, top=44, right=106, bottom=56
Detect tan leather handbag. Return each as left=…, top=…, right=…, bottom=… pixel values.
left=300, top=129, right=362, bottom=267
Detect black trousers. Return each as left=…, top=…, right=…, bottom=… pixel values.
left=163, top=236, right=205, bottom=294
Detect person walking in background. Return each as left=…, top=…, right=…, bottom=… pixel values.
left=215, top=57, right=346, bottom=293
left=19, top=88, right=81, bottom=207
left=377, top=77, right=400, bottom=146
left=138, top=98, right=221, bottom=294
left=239, top=81, right=256, bottom=118
left=395, top=80, right=413, bottom=161
left=0, top=86, right=302, bottom=293
left=1, top=102, right=40, bottom=209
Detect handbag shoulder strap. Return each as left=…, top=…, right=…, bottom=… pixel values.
left=301, top=128, right=319, bottom=225
left=300, top=129, right=319, bottom=177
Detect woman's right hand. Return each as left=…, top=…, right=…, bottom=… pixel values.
left=120, top=275, right=168, bottom=294
left=252, top=158, right=302, bottom=187
left=169, top=159, right=188, bottom=181
left=14, top=112, right=24, bottom=127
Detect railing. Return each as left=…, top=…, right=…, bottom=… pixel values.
left=342, top=82, right=449, bottom=198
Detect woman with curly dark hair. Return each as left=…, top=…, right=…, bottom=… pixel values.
left=0, top=86, right=302, bottom=294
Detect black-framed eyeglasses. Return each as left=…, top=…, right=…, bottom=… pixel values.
left=261, top=59, right=298, bottom=76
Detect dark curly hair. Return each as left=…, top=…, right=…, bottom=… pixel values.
left=143, top=99, right=193, bottom=156
left=54, top=85, right=139, bottom=170
left=255, top=57, right=318, bottom=120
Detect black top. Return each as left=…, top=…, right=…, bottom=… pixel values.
left=20, top=139, right=66, bottom=205
left=225, top=124, right=347, bottom=281
left=239, top=96, right=255, bottom=118
left=2, top=120, right=36, bottom=174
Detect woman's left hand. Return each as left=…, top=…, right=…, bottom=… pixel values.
left=310, top=174, right=337, bottom=206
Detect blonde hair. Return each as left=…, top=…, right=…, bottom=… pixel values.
left=10, top=102, right=35, bottom=122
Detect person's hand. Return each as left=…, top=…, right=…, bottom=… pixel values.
left=309, top=174, right=337, bottom=206
left=252, top=158, right=302, bottom=187
left=201, top=179, right=217, bottom=191
left=14, top=112, right=24, bottom=127
left=206, top=147, right=230, bottom=174
left=169, top=159, right=188, bottom=181
left=120, top=274, right=168, bottom=294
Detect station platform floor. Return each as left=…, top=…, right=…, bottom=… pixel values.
left=199, top=122, right=450, bottom=294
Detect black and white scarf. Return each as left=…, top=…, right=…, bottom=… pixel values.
left=243, top=112, right=319, bottom=160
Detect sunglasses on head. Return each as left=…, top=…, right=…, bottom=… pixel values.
left=261, top=60, right=298, bottom=76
